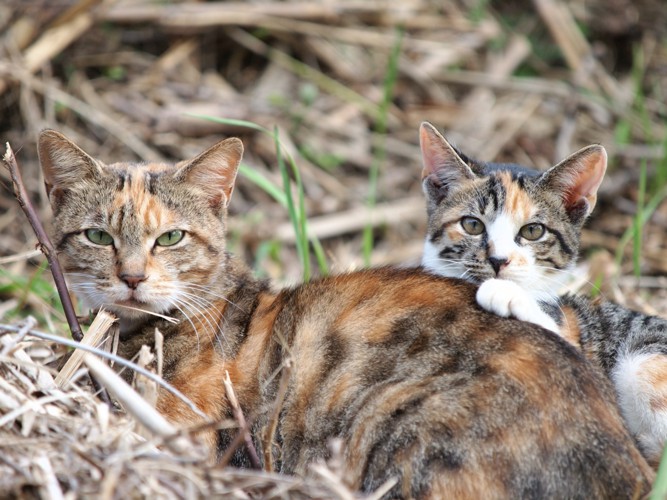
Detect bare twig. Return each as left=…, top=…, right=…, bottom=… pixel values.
left=262, top=359, right=292, bottom=472
left=223, top=370, right=261, bottom=469
left=2, top=143, right=113, bottom=409
left=3, top=142, right=83, bottom=342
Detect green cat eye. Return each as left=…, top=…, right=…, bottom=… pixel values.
left=461, top=217, right=485, bottom=235
left=156, top=230, right=185, bottom=247
left=85, top=229, right=114, bottom=246
left=519, top=223, right=545, bottom=241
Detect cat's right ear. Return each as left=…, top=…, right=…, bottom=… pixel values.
left=174, top=137, right=243, bottom=213
left=38, top=130, right=103, bottom=200
left=419, top=122, right=476, bottom=204
left=539, top=144, right=607, bottom=224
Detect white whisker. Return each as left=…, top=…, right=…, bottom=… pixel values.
left=112, top=304, right=179, bottom=323
left=174, top=292, right=229, bottom=353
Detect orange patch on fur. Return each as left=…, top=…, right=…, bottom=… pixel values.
left=489, top=339, right=543, bottom=389
left=157, top=344, right=228, bottom=453
left=638, top=355, right=667, bottom=411
left=498, top=172, right=533, bottom=220
left=559, top=306, right=582, bottom=348
left=428, top=469, right=508, bottom=500
left=446, top=224, right=464, bottom=242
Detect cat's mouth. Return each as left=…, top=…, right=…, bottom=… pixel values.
left=110, top=298, right=163, bottom=317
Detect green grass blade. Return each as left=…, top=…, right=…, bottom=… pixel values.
left=633, top=159, right=647, bottom=277
left=309, top=236, right=328, bottom=277
left=238, top=164, right=287, bottom=207
left=191, top=114, right=328, bottom=279
left=656, top=131, right=667, bottom=192
left=651, top=446, right=667, bottom=500
left=615, top=184, right=667, bottom=268
left=362, top=27, right=404, bottom=266
left=186, top=114, right=270, bottom=134
left=274, top=126, right=310, bottom=281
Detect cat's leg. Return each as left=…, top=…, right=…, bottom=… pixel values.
left=476, top=278, right=560, bottom=334
left=612, top=351, right=667, bottom=466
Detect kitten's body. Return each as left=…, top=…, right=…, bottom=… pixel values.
left=418, top=121, right=667, bottom=465
left=39, top=130, right=654, bottom=497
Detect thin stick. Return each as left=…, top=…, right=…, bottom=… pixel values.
left=2, top=142, right=82, bottom=342
left=223, top=370, right=261, bottom=469
left=262, top=360, right=291, bottom=472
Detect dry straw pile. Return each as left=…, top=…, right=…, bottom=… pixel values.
left=0, top=0, right=667, bottom=497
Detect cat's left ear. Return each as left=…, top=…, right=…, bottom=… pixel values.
left=419, top=122, right=477, bottom=208
left=175, top=137, right=243, bottom=211
left=539, top=144, right=607, bottom=222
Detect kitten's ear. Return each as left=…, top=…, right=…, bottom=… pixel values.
left=38, top=130, right=104, bottom=199
left=539, top=144, right=607, bottom=222
left=419, top=122, right=476, bottom=203
left=175, top=137, right=243, bottom=211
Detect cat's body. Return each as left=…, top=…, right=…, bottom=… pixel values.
left=39, top=130, right=654, bottom=498
left=418, top=121, right=667, bottom=466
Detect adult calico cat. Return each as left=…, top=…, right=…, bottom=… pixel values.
left=418, top=120, right=667, bottom=466
left=38, top=129, right=653, bottom=498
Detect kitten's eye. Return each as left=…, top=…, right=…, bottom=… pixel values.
left=85, top=229, right=114, bottom=246
left=156, top=230, right=185, bottom=247
left=519, top=223, right=545, bottom=241
left=461, top=217, right=485, bottom=235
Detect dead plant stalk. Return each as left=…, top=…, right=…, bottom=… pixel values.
left=2, top=142, right=82, bottom=342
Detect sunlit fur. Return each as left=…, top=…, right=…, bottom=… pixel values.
left=39, top=130, right=654, bottom=497
left=419, top=122, right=667, bottom=466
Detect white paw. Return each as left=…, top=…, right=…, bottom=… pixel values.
left=476, top=279, right=560, bottom=334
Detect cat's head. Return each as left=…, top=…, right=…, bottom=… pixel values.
left=38, top=131, right=242, bottom=324
left=419, top=122, right=607, bottom=303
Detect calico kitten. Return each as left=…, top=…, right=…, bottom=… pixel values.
left=419, top=121, right=667, bottom=466
left=39, top=130, right=654, bottom=497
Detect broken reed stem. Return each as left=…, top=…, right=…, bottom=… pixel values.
left=54, top=310, right=116, bottom=387
left=0, top=323, right=209, bottom=420
left=2, top=142, right=83, bottom=342
left=83, top=353, right=193, bottom=456
left=223, top=370, right=261, bottom=469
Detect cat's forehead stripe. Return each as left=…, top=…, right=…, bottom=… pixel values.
left=497, top=172, right=533, bottom=220
left=110, top=168, right=171, bottom=231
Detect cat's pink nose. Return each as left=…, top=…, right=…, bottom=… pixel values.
left=119, top=273, right=147, bottom=289
left=488, top=257, right=509, bottom=275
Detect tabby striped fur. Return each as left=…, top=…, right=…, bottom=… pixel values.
left=419, top=121, right=667, bottom=466
left=39, top=130, right=654, bottom=497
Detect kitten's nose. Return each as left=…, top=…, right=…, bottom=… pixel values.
left=119, top=273, right=147, bottom=289
left=488, top=257, right=509, bottom=275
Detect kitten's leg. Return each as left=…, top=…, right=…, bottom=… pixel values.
left=476, top=278, right=560, bottom=334
left=612, top=352, right=667, bottom=466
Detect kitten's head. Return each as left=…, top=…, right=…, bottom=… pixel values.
left=38, top=131, right=242, bottom=324
left=419, top=122, right=607, bottom=303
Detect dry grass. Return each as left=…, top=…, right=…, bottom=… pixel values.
left=1, top=0, right=667, bottom=496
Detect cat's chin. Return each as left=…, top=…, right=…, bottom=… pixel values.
left=100, top=299, right=173, bottom=323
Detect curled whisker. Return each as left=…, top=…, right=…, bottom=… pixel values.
left=178, top=282, right=245, bottom=312
left=169, top=300, right=203, bottom=353
left=172, top=290, right=229, bottom=352
left=174, top=292, right=230, bottom=354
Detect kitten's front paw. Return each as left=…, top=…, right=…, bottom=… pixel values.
left=476, top=279, right=560, bottom=334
